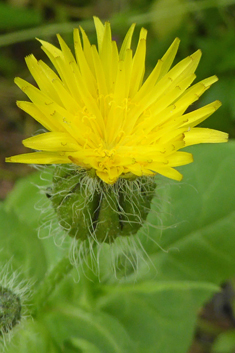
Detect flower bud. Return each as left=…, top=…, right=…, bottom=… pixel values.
left=51, top=165, right=99, bottom=241
left=50, top=166, right=156, bottom=243
left=0, top=286, right=21, bottom=334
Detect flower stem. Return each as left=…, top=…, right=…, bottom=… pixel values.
left=31, top=255, right=73, bottom=318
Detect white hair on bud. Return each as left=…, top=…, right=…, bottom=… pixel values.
left=0, top=260, right=33, bottom=350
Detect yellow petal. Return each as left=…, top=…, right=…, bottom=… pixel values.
left=158, top=38, right=180, bottom=80
left=129, top=29, right=147, bottom=96
left=73, top=28, right=96, bottom=96
left=16, top=101, right=59, bottom=132
left=119, top=23, right=136, bottom=60
left=153, top=166, right=183, bottom=181
left=167, top=151, right=193, bottom=167
left=184, top=128, right=228, bottom=146
left=6, top=152, right=70, bottom=164
left=181, top=100, right=222, bottom=128
left=93, top=16, right=105, bottom=52
left=23, top=132, right=80, bottom=152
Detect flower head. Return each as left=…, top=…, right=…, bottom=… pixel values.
left=6, top=17, right=228, bottom=184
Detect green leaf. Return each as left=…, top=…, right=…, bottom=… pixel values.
left=43, top=305, right=136, bottom=353
left=0, top=3, right=42, bottom=30
left=5, top=171, right=51, bottom=227
left=0, top=205, right=47, bottom=281
left=99, top=284, right=217, bottom=353
left=212, top=329, right=235, bottom=353
left=64, top=337, right=102, bottom=353
left=143, top=141, right=235, bottom=284
left=6, top=320, right=61, bottom=353
left=4, top=170, right=64, bottom=268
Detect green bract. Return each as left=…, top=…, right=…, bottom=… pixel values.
left=50, top=166, right=156, bottom=242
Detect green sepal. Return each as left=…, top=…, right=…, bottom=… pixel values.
left=51, top=166, right=99, bottom=240
left=0, top=286, right=21, bottom=333
left=95, top=189, right=122, bottom=243
left=119, top=178, right=156, bottom=236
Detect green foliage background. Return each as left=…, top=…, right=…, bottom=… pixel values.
left=0, top=0, right=235, bottom=352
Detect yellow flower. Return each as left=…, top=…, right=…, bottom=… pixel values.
left=6, top=17, right=228, bottom=184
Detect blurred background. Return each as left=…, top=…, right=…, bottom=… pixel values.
left=0, top=0, right=235, bottom=352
